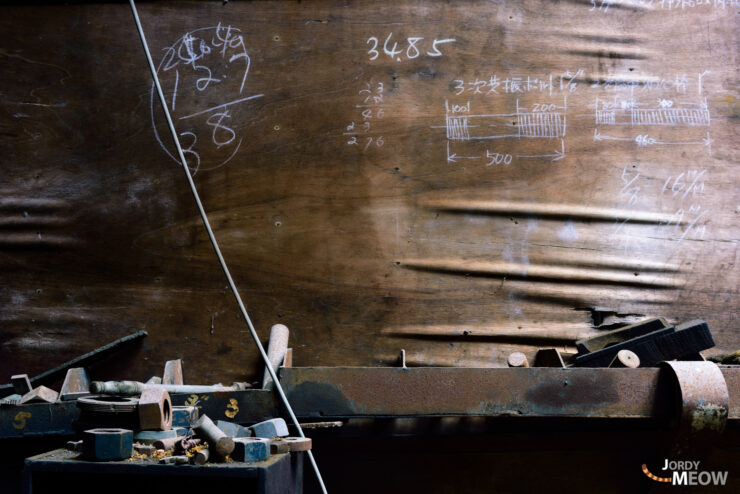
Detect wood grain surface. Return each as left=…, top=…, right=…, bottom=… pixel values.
left=0, top=0, right=737, bottom=385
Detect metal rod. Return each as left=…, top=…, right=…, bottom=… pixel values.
left=127, top=3, right=327, bottom=492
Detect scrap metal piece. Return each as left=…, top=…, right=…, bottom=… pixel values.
left=65, top=440, right=83, bottom=452
left=0, top=394, right=21, bottom=406
left=82, top=428, right=133, bottom=461
left=59, top=368, right=90, bottom=401
left=11, top=374, right=32, bottom=396
left=159, top=455, right=188, bottom=465
left=91, top=380, right=237, bottom=396
left=133, top=444, right=155, bottom=457
left=172, top=406, right=199, bottom=428
left=138, top=388, right=172, bottom=431
left=270, top=439, right=290, bottom=454
left=232, top=437, right=270, bottom=462
left=262, top=324, right=289, bottom=390
left=216, top=419, right=251, bottom=438
left=193, top=414, right=235, bottom=458
left=153, top=435, right=185, bottom=450
left=576, top=318, right=670, bottom=354
left=609, top=350, right=640, bottom=368
left=507, top=352, right=529, bottom=368
left=271, top=436, right=312, bottom=452
left=191, top=448, right=209, bottom=465
left=146, top=376, right=162, bottom=384
left=299, top=421, right=344, bottom=429
left=661, top=361, right=729, bottom=456
left=20, top=386, right=58, bottom=404
left=163, top=359, right=183, bottom=385
left=135, top=429, right=178, bottom=444
left=78, top=395, right=139, bottom=413
left=533, top=348, right=565, bottom=368
left=175, top=436, right=202, bottom=454
left=249, top=418, right=289, bottom=438
left=399, top=349, right=407, bottom=369
left=0, top=330, right=147, bottom=399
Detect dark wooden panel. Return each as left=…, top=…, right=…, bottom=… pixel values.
left=0, top=1, right=737, bottom=385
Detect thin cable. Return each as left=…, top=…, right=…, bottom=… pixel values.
left=127, top=3, right=328, bottom=492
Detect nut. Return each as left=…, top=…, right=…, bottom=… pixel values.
left=138, top=388, right=172, bottom=431
left=82, top=428, right=133, bottom=461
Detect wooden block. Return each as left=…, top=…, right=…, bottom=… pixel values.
left=575, top=320, right=713, bottom=368
left=576, top=318, right=670, bottom=354
left=20, top=385, right=58, bottom=404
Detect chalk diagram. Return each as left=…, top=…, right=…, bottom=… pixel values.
left=441, top=96, right=568, bottom=164
left=150, top=23, right=263, bottom=174
left=592, top=96, right=712, bottom=154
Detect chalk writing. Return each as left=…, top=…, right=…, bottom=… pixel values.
left=150, top=24, right=263, bottom=174
left=344, top=81, right=385, bottom=151
left=440, top=97, right=567, bottom=164
left=367, top=34, right=455, bottom=61
left=661, top=169, right=708, bottom=242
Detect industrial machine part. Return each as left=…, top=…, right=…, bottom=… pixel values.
left=272, top=437, right=312, bottom=452
left=153, top=435, right=186, bottom=450
left=193, top=414, right=235, bottom=458
left=133, top=444, right=155, bottom=457
left=82, top=428, right=133, bottom=461
left=162, top=359, right=183, bottom=385
left=661, top=360, right=729, bottom=456
left=65, top=440, right=83, bottom=452
left=78, top=395, right=138, bottom=413
left=91, top=380, right=239, bottom=395
left=59, top=368, right=90, bottom=401
left=135, top=429, right=179, bottom=444
left=217, top=419, right=251, bottom=438
left=191, top=448, right=209, bottom=465
left=138, top=388, right=172, bottom=431
left=20, top=386, right=59, bottom=405
left=11, top=375, right=32, bottom=396
left=263, top=324, right=290, bottom=390
left=158, top=455, right=188, bottom=465
left=20, top=386, right=58, bottom=404
left=77, top=395, right=139, bottom=429
left=174, top=436, right=202, bottom=454
left=231, top=437, right=270, bottom=463
left=172, top=406, right=199, bottom=427
left=249, top=418, right=289, bottom=438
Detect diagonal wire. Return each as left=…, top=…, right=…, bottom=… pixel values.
left=127, top=2, right=328, bottom=492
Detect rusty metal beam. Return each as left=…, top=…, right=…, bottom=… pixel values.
left=279, top=367, right=740, bottom=421
left=1, top=367, right=738, bottom=439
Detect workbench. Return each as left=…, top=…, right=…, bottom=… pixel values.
left=23, top=449, right=303, bottom=494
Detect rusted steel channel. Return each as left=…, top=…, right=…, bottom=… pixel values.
left=1, top=367, right=737, bottom=439
left=278, top=367, right=740, bottom=421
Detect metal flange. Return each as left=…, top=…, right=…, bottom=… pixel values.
left=660, top=361, right=729, bottom=455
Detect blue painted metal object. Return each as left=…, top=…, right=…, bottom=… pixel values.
left=249, top=418, right=289, bottom=438
left=231, top=437, right=270, bottom=463
left=82, top=428, right=133, bottom=461
left=171, top=406, right=199, bottom=427
left=217, top=419, right=252, bottom=438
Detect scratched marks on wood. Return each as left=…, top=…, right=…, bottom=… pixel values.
left=0, top=0, right=737, bottom=384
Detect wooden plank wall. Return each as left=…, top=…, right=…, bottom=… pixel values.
left=0, top=0, right=737, bottom=385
